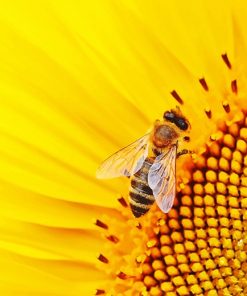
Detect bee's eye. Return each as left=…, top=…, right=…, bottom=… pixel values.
left=176, top=118, right=188, bottom=130
left=163, top=111, right=175, bottom=121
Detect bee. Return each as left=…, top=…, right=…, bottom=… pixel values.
left=96, top=107, right=192, bottom=217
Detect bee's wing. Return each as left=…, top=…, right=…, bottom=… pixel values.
left=96, top=134, right=150, bottom=179
left=148, top=145, right=177, bottom=213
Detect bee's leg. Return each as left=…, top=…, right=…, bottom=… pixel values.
left=177, top=149, right=194, bottom=158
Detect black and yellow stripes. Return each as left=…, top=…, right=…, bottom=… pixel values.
left=129, top=158, right=155, bottom=217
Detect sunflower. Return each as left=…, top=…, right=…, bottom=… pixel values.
left=0, top=0, right=246, bottom=295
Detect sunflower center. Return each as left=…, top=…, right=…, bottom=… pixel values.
left=135, top=111, right=247, bottom=296
left=96, top=111, right=247, bottom=296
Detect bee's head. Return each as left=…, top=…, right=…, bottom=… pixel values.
left=163, top=107, right=190, bottom=131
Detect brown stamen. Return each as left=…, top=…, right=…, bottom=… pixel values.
left=135, top=221, right=142, bottom=229
left=95, top=289, right=105, bottom=295
left=117, top=271, right=134, bottom=280
left=170, top=90, right=184, bottom=105
left=95, top=219, right=108, bottom=230
left=210, top=132, right=223, bottom=142
left=210, top=134, right=217, bottom=141
left=117, top=196, right=128, bottom=207
left=204, top=108, right=212, bottom=119
left=98, top=254, right=109, bottom=264
left=199, top=78, right=209, bottom=91
left=221, top=54, right=232, bottom=69
left=222, top=100, right=230, bottom=113
left=231, top=80, right=238, bottom=94
left=136, top=254, right=147, bottom=263
left=106, top=235, right=119, bottom=244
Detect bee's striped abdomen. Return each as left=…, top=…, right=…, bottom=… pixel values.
left=129, top=158, right=155, bottom=217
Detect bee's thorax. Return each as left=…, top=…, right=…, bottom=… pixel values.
left=152, top=124, right=178, bottom=148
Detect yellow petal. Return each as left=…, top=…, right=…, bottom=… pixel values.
left=0, top=1, right=246, bottom=295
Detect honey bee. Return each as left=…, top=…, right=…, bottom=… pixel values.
left=96, top=107, right=192, bottom=217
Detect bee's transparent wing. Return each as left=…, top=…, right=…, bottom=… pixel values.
left=96, top=134, right=150, bottom=179
left=148, top=145, right=177, bottom=213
